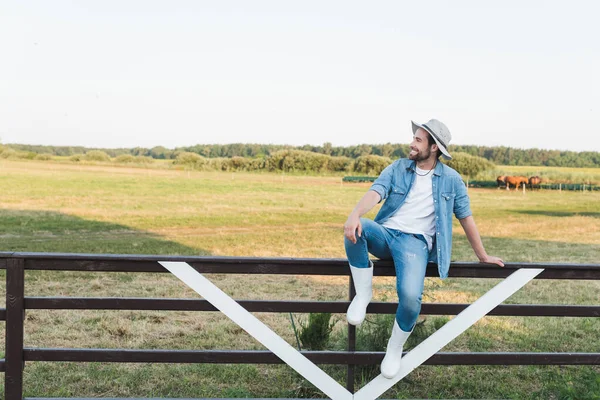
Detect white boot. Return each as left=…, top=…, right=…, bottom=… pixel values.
left=346, top=262, right=373, bottom=326
left=380, top=320, right=412, bottom=378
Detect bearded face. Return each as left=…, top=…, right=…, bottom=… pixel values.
left=408, top=144, right=432, bottom=161
left=408, top=128, right=437, bottom=163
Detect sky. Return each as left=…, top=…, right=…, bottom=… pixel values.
left=1, top=1, right=599, bottom=152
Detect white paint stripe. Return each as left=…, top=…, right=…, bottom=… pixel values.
left=159, top=261, right=352, bottom=400
left=354, top=268, right=544, bottom=400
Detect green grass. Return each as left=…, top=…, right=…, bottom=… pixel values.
left=0, top=159, right=599, bottom=399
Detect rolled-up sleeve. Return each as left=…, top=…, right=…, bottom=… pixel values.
left=369, top=162, right=395, bottom=203
left=453, top=176, right=472, bottom=220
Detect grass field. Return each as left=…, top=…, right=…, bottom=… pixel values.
left=0, top=159, right=599, bottom=399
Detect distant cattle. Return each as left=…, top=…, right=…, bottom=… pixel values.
left=496, top=176, right=506, bottom=189
left=529, top=176, right=542, bottom=189
left=505, top=176, right=529, bottom=190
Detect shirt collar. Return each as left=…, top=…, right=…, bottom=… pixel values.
left=406, top=159, right=443, bottom=176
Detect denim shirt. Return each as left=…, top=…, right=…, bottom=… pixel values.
left=369, top=158, right=472, bottom=279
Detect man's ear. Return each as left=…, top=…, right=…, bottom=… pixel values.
left=431, top=143, right=439, bottom=153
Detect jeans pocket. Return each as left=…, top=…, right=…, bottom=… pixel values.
left=411, top=234, right=427, bottom=246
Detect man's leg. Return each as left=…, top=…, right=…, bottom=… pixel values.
left=381, top=232, right=429, bottom=378
left=344, top=218, right=392, bottom=325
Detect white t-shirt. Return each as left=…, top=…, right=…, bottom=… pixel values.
left=382, top=166, right=436, bottom=250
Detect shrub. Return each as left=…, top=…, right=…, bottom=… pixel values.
left=249, top=157, right=266, bottom=171
left=17, top=151, right=37, bottom=160
left=34, top=153, right=53, bottom=161
left=135, top=156, right=154, bottom=164
left=114, top=154, right=136, bottom=163
left=353, top=155, right=393, bottom=175
left=264, top=150, right=288, bottom=171
left=265, top=150, right=330, bottom=173
left=298, top=313, right=335, bottom=350
left=84, top=150, right=111, bottom=162
left=444, top=152, right=495, bottom=178
left=328, top=156, right=353, bottom=172
left=227, top=156, right=250, bottom=171
left=207, top=158, right=225, bottom=171
left=69, top=154, right=84, bottom=162
left=0, top=148, right=17, bottom=159
left=174, top=152, right=208, bottom=170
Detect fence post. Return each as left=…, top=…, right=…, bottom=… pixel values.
left=5, top=258, right=25, bottom=400
left=347, top=275, right=356, bottom=393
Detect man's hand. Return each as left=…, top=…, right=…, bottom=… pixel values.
left=344, top=214, right=362, bottom=244
left=479, top=254, right=505, bottom=267
left=343, top=190, right=380, bottom=244
left=459, top=216, right=505, bottom=268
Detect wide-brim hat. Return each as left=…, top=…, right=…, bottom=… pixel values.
left=411, top=119, right=452, bottom=160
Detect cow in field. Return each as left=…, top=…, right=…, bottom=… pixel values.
left=529, top=176, right=542, bottom=189
left=505, top=176, right=529, bottom=190
left=496, top=176, right=506, bottom=189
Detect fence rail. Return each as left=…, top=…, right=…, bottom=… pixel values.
left=1, top=252, right=600, bottom=400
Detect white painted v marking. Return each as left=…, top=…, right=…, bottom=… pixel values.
left=160, top=261, right=543, bottom=400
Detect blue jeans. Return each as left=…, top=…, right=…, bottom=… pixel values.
left=344, top=218, right=429, bottom=332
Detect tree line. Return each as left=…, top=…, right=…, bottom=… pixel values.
left=4, top=142, right=600, bottom=168
left=1, top=142, right=496, bottom=177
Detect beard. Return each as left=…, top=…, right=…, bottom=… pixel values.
left=408, top=146, right=431, bottom=162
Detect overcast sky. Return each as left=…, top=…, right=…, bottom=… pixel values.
left=1, top=1, right=599, bottom=152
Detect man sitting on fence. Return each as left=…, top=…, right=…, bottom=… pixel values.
left=343, top=119, right=504, bottom=379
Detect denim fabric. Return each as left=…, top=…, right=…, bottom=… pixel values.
left=369, top=158, right=471, bottom=279
left=345, top=218, right=428, bottom=331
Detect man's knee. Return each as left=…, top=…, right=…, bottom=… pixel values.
left=344, top=236, right=358, bottom=249
left=397, top=288, right=423, bottom=312
left=359, top=217, right=371, bottom=226
left=345, top=218, right=375, bottom=245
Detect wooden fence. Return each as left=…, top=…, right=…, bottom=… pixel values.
left=1, top=252, right=599, bottom=399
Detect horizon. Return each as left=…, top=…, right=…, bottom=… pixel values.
left=4, top=140, right=599, bottom=155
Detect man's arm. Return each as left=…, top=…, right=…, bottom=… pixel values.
left=459, top=215, right=504, bottom=267
left=343, top=190, right=381, bottom=244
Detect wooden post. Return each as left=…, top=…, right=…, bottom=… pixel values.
left=5, top=258, right=25, bottom=400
